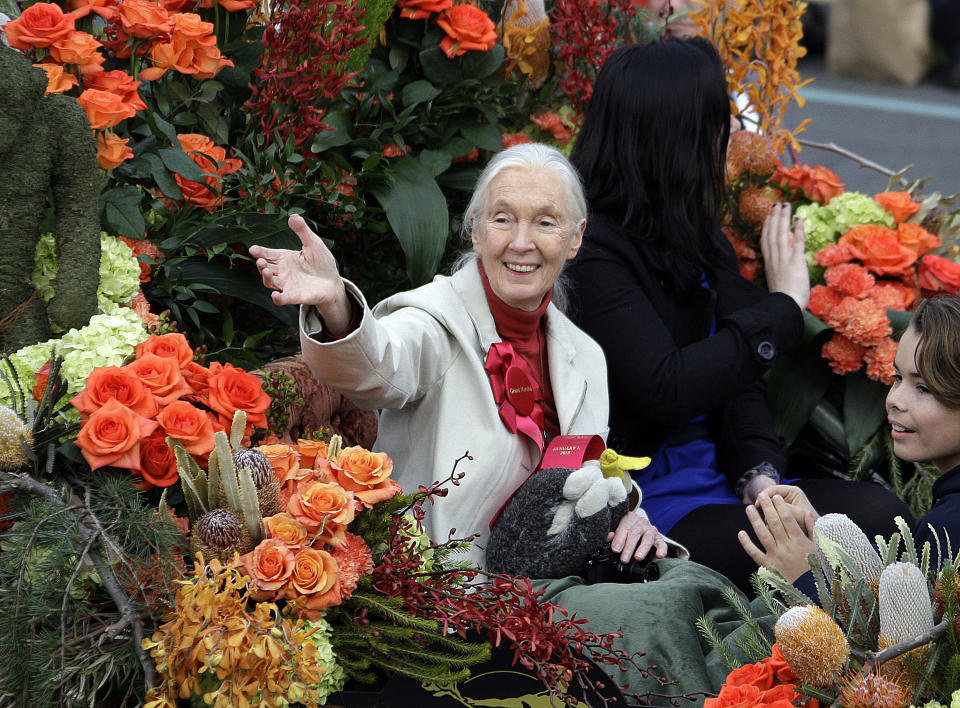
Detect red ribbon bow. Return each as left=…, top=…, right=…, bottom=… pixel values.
left=484, top=341, right=545, bottom=454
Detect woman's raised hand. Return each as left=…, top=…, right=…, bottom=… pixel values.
left=761, top=203, right=810, bottom=311
left=249, top=215, right=353, bottom=334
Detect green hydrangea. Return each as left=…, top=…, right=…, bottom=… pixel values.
left=910, top=688, right=960, bottom=708
left=797, top=192, right=896, bottom=257
left=0, top=304, right=148, bottom=411
left=32, top=232, right=140, bottom=312
left=300, top=617, right=345, bottom=702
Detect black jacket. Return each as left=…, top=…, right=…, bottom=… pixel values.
left=566, top=212, right=804, bottom=483
left=915, top=465, right=960, bottom=558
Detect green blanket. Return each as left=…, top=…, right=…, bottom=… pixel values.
left=533, top=558, right=775, bottom=706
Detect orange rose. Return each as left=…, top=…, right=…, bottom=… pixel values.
left=50, top=30, right=105, bottom=74
left=97, top=132, right=134, bottom=170
left=83, top=70, right=147, bottom=110
left=75, top=398, right=158, bottom=471
left=170, top=133, right=242, bottom=210
left=3, top=3, right=79, bottom=50
left=207, top=361, right=271, bottom=429
left=287, top=480, right=356, bottom=534
left=180, top=360, right=210, bottom=399
left=296, top=439, right=329, bottom=470
left=763, top=644, right=797, bottom=683
left=896, top=222, right=940, bottom=256
left=758, top=683, right=801, bottom=705
left=396, top=0, right=451, bottom=19
left=258, top=444, right=300, bottom=485
left=136, top=332, right=194, bottom=368
left=919, top=254, right=960, bottom=298
left=243, top=538, right=296, bottom=594
left=838, top=224, right=917, bottom=276
left=156, top=400, right=215, bottom=456
left=77, top=88, right=140, bottom=129
left=702, top=683, right=762, bottom=708
left=118, top=0, right=172, bottom=38
left=724, top=661, right=774, bottom=691
left=68, top=0, right=119, bottom=20
left=436, top=4, right=497, bottom=58
left=263, top=512, right=309, bottom=550
left=34, top=62, right=79, bottom=94
left=333, top=447, right=402, bottom=507
left=875, top=191, right=922, bottom=224
left=139, top=429, right=180, bottom=486
left=123, top=353, right=193, bottom=405
left=771, top=163, right=844, bottom=204
left=71, top=365, right=159, bottom=419
left=284, top=547, right=342, bottom=616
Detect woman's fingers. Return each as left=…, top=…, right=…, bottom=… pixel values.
left=738, top=529, right=767, bottom=566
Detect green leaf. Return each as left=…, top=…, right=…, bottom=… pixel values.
left=418, top=149, right=452, bottom=178
left=310, top=110, right=353, bottom=153
left=369, top=156, right=449, bottom=286
left=460, top=122, right=502, bottom=153
left=401, top=79, right=441, bottom=107
left=191, top=300, right=219, bottom=314
left=803, top=310, right=830, bottom=343
left=172, top=111, right=198, bottom=126
left=436, top=165, right=480, bottom=192
left=150, top=112, right=180, bottom=147
left=158, top=146, right=205, bottom=182
left=142, top=152, right=183, bottom=200
left=388, top=43, right=410, bottom=72
left=843, top=374, right=889, bottom=457
left=887, top=308, right=912, bottom=338
left=767, top=336, right=834, bottom=445
left=101, top=186, right=145, bottom=239
left=164, top=259, right=299, bottom=327
left=460, top=44, right=505, bottom=80
left=419, top=45, right=462, bottom=85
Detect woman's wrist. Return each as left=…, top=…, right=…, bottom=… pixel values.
left=736, top=461, right=781, bottom=502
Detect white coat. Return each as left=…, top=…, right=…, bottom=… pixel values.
left=300, top=263, right=609, bottom=568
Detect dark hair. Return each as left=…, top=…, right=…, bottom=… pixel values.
left=910, top=295, right=960, bottom=409
left=570, top=38, right=731, bottom=293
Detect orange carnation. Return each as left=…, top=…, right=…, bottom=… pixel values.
left=243, top=538, right=296, bottom=594
left=34, top=62, right=79, bottom=94
left=821, top=333, right=866, bottom=376
left=50, top=30, right=105, bottom=74
left=896, top=222, right=940, bottom=256
left=808, top=285, right=844, bottom=322
left=71, top=365, right=159, bottom=419
left=2, top=2, right=79, bottom=50
left=296, top=439, right=329, bottom=470
left=875, top=191, right=922, bottom=224
left=827, top=297, right=891, bottom=347
left=206, top=361, right=271, bottom=429
left=156, top=400, right=215, bottom=457
left=118, top=0, right=172, bottom=38
left=123, top=353, right=193, bottom=405
left=83, top=70, right=146, bottom=110
left=868, top=282, right=915, bottom=311
left=530, top=111, right=572, bottom=146
left=918, top=254, right=960, bottom=298
left=502, top=132, right=532, bottom=149
left=865, top=337, right=897, bottom=386
left=823, top=263, right=875, bottom=298
left=75, top=398, right=158, bottom=471
left=77, top=88, right=140, bottom=129
left=436, top=4, right=497, bottom=58
left=136, top=332, right=194, bottom=368
left=97, top=132, right=134, bottom=170
left=813, top=243, right=854, bottom=267
left=284, top=547, right=342, bottom=617
left=330, top=532, right=374, bottom=601
left=396, top=0, right=452, bottom=19
left=771, top=163, right=844, bottom=205
left=287, top=480, right=356, bottom=534
left=333, top=446, right=402, bottom=507
left=838, top=224, right=917, bottom=277
left=138, top=429, right=180, bottom=487
left=263, top=512, right=309, bottom=550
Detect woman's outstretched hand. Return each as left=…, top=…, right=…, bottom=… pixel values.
left=249, top=215, right=353, bottom=334
left=761, top=203, right=810, bottom=311
left=607, top=510, right=668, bottom=564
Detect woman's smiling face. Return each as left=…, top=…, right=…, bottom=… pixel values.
left=471, top=166, right=584, bottom=311
left=886, top=325, right=960, bottom=473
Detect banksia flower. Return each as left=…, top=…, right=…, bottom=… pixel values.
left=234, top=447, right=283, bottom=517
left=878, top=562, right=935, bottom=692
left=0, top=405, right=33, bottom=471
left=774, top=604, right=850, bottom=686
left=189, top=508, right=254, bottom=562
left=837, top=666, right=909, bottom=708
left=814, top=513, right=884, bottom=588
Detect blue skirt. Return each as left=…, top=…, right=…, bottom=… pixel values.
left=631, top=438, right=740, bottom=534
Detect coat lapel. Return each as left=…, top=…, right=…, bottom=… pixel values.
left=545, top=307, right=587, bottom=435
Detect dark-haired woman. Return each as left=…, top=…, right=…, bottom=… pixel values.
left=567, top=38, right=913, bottom=591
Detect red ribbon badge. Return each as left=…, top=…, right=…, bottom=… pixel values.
left=484, top=341, right=545, bottom=453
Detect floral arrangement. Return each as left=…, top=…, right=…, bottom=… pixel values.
left=71, top=332, right=270, bottom=488
left=705, top=643, right=819, bottom=708
left=702, top=515, right=960, bottom=707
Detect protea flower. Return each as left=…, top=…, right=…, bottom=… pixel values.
left=189, top=508, right=253, bottom=562
left=234, top=447, right=283, bottom=517
left=837, top=666, right=909, bottom=708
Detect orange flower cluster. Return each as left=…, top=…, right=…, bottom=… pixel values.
left=2, top=0, right=237, bottom=172
left=705, top=643, right=819, bottom=708
left=120, top=236, right=165, bottom=283
left=530, top=111, right=573, bottom=146
left=771, top=164, right=845, bottom=205
left=692, top=0, right=811, bottom=151
left=173, top=133, right=243, bottom=210
left=810, top=217, right=940, bottom=383
left=241, top=439, right=390, bottom=618
left=71, top=333, right=270, bottom=487
left=143, top=556, right=329, bottom=708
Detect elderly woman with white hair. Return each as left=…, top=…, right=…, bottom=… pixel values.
left=249, top=143, right=666, bottom=568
